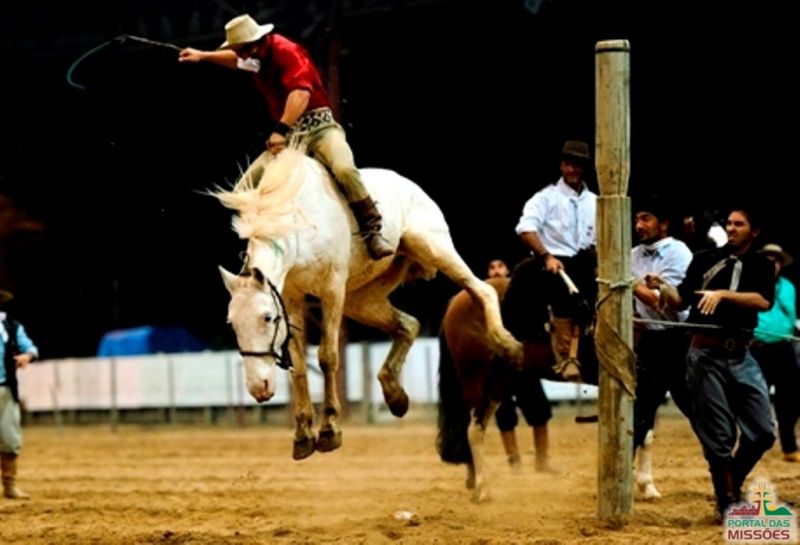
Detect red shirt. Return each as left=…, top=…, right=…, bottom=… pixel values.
left=253, top=34, right=331, bottom=122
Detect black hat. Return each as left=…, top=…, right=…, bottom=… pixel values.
left=561, top=140, right=590, bottom=162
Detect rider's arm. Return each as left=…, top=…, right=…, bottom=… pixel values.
left=178, top=48, right=238, bottom=69
left=280, top=89, right=310, bottom=126
left=267, top=89, right=311, bottom=152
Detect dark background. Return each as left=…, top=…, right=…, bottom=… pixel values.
left=0, top=0, right=795, bottom=358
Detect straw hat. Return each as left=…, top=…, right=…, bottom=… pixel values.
left=758, top=243, right=794, bottom=267
left=0, top=289, right=13, bottom=305
left=219, top=14, right=274, bottom=49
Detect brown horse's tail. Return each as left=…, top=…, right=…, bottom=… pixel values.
left=436, top=331, right=472, bottom=465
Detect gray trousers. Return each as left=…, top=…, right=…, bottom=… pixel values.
left=0, top=386, right=22, bottom=454
left=686, top=347, right=775, bottom=464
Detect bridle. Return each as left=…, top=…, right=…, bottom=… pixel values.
left=236, top=269, right=294, bottom=370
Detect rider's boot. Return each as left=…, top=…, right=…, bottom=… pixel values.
left=550, top=317, right=582, bottom=382
left=349, top=196, right=394, bottom=260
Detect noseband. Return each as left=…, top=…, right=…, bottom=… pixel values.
left=237, top=274, right=294, bottom=370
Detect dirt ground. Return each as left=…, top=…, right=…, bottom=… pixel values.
left=0, top=405, right=797, bottom=544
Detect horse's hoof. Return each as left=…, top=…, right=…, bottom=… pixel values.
left=385, top=390, right=409, bottom=418
left=316, top=428, right=343, bottom=452
left=378, top=370, right=410, bottom=417
left=470, top=484, right=490, bottom=503
left=637, top=480, right=662, bottom=500
left=465, top=474, right=476, bottom=490
left=292, top=435, right=317, bottom=460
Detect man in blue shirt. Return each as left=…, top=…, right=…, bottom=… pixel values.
left=750, top=244, right=800, bottom=463
left=1, top=288, right=39, bottom=500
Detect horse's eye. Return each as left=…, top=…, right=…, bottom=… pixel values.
left=264, top=314, right=273, bottom=323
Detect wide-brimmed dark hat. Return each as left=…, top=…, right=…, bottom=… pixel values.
left=0, top=289, right=13, bottom=305
left=758, top=243, right=794, bottom=267
left=561, top=140, right=591, bottom=162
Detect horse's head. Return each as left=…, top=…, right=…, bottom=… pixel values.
left=220, top=265, right=292, bottom=403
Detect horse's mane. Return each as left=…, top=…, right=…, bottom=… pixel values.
left=214, top=149, right=313, bottom=239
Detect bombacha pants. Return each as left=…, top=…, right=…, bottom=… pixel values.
left=686, top=347, right=775, bottom=472
left=0, top=386, right=23, bottom=455
left=302, top=125, right=369, bottom=203
left=750, top=340, right=800, bottom=453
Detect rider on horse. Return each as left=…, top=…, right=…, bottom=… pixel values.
left=179, top=14, right=393, bottom=260
left=513, top=140, right=597, bottom=381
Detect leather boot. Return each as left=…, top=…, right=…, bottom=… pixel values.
left=500, top=430, right=522, bottom=471
left=348, top=197, right=394, bottom=260
left=533, top=424, right=556, bottom=472
left=709, top=460, right=737, bottom=518
left=550, top=318, right=582, bottom=382
left=1, top=453, right=30, bottom=500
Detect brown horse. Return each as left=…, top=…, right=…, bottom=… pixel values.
left=437, top=265, right=599, bottom=502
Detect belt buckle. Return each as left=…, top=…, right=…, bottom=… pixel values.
left=723, top=338, right=737, bottom=352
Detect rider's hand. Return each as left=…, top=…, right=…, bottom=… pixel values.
left=14, top=353, right=33, bottom=369
left=544, top=254, right=563, bottom=274
left=178, top=48, right=204, bottom=63
left=267, top=133, right=287, bottom=154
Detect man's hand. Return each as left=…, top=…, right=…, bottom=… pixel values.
left=644, top=273, right=664, bottom=290
left=14, top=353, right=33, bottom=369
left=178, top=48, right=205, bottom=63
left=695, top=290, right=725, bottom=315
left=544, top=254, right=564, bottom=274
left=266, top=133, right=287, bottom=154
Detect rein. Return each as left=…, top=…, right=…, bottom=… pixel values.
left=237, top=274, right=295, bottom=370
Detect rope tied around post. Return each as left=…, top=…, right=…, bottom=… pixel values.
left=594, top=275, right=637, bottom=396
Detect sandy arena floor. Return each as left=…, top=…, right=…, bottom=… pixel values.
left=0, top=406, right=797, bottom=544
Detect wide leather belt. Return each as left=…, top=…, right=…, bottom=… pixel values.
left=292, top=107, right=336, bottom=135
left=690, top=333, right=749, bottom=356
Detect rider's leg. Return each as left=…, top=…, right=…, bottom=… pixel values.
left=310, top=127, right=393, bottom=260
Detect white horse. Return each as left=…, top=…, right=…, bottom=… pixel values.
left=215, top=149, right=523, bottom=460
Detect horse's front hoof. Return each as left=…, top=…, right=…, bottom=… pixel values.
left=316, top=428, right=343, bottom=452
left=292, top=435, right=317, bottom=460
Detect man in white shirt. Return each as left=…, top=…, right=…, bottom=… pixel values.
left=515, top=140, right=597, bottom=381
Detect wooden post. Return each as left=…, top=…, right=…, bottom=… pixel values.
left=595, top=39, right=634, bottom=520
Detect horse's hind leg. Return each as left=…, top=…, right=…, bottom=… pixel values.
left=285, top=291, right=316, bottom=460
left=400, top=232, right=523, bottom=364
left=468, top=400, right=499, bottom=503
left=344, top=273, right=419, bottom=418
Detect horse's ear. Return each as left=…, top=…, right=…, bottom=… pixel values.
left=219, top=266, right=239, bottom=294
left=252, top=267, right=266, bottom=286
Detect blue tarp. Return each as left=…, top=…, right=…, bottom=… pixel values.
left=97, top=326, right=207, bottom=357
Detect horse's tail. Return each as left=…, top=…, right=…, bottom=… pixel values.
left=436, top=330, right=472, bottom=465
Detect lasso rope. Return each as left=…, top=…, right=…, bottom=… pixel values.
left=592, top=275, right=800, bottom=342
left=66, top=34, right=183, bottom=90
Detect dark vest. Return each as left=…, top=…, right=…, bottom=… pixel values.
left=2, top=317, right=20, bottom=402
